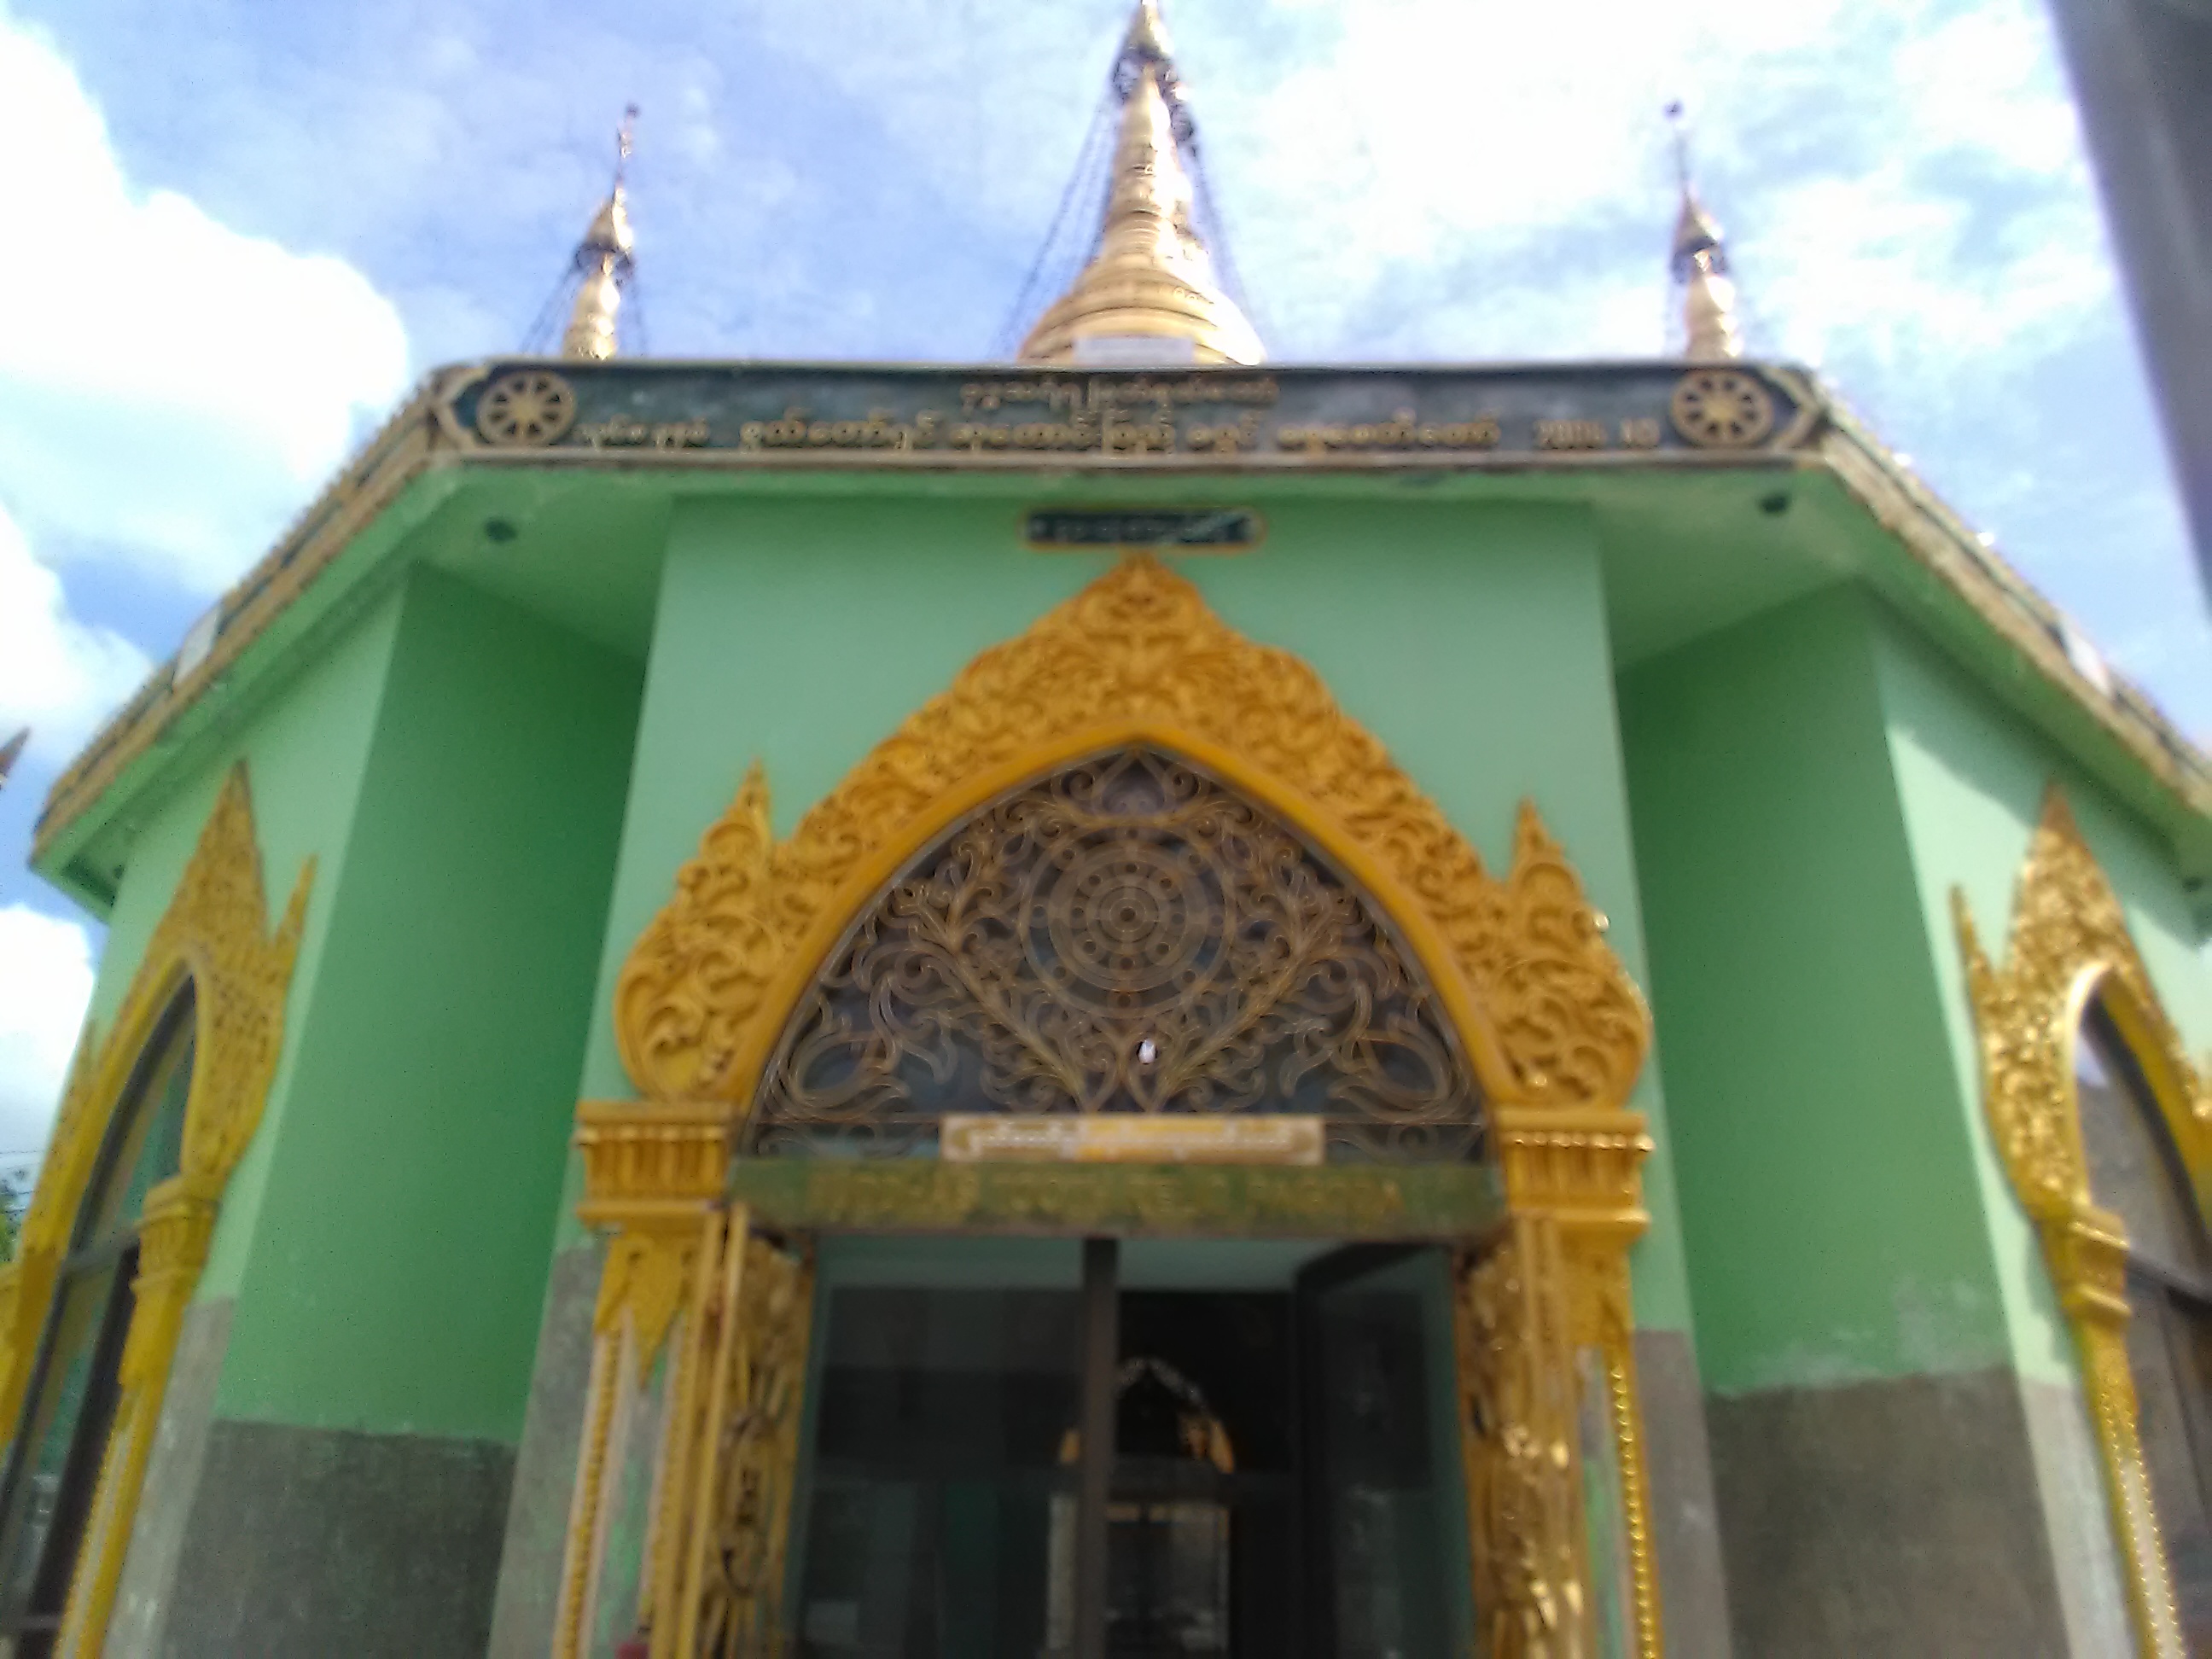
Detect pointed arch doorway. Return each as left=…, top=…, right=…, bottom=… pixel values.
left=563, top=558, right=1664, bottom=1658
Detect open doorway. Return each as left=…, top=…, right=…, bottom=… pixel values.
left=789, top=1237, right=1470, bottom=1658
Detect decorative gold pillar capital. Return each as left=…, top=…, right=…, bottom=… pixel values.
left=120, top=1176, right=220, bottom=1392
left=1493, top=1103, right=1654, bottom=1239
left=574, top=1102, right=734, bottom=1367
left=575, top=1101, right=732, bottom=1225
left=2040, top=1205, right=2133, bottom=1329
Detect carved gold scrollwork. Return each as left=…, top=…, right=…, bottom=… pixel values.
left=0, top=766, right=314, bottom=1657
left=1458, top=1221, right=1588, bottom=1658
left=1956, top=788, right=2209, bottom=1659
left=1492, top=1104, right=1661, bottom=1658
left=613, top=556, right=1647, bottom=1121
left=674, top=1227, right=813, bottom=1657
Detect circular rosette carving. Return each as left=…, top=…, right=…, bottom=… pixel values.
left=1668, top=368, right=1775, bottom=449
left=474, top=369, right=577, bottom=447
left=751, top=748, right=1486, bottom=1161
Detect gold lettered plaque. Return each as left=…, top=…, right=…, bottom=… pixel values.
left=939, top=1114, right=1324, bottom=1167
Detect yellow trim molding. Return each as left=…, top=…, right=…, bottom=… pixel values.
left=573, top=555, right=1664, bottom=1655
left=0, top=766, right=310, bottom=1656
left=1956, top=788, right=2212, bottom=1659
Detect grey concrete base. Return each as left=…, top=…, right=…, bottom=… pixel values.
left=106, top=1300, right=233, bottom=1657
left=487, top=1238, right=605, bottom=1659
left=1633, top=1330, right=1733, bottom=1659
left=1708, top=1367, right=2072, bottom=1657
left=2019, top=1377, right=2131, bottom=1655
left=154, top=1421, right=513, bottom=1657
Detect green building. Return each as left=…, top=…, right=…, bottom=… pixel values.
left=3, top=7, right=2209, bottom=1656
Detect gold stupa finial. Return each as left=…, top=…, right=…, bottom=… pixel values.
left=1016, top=0, right=1263, bottom=366
left=1666, top=102, right=1743, bottom=362
left=561, top=106, right=638, bottom=362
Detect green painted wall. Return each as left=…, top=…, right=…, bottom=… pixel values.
left=569, top=489, right=1694, bottom=1332
left=210, top=569, right=641, bottom=1442
left=1871, top=609, right=2212, bottom=1384
left=1620, top=585, right=2013, bottom=1394
left=76, top=589, right=407, bottom=1302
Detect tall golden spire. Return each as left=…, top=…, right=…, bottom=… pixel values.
left=1667, top=102, right=1743, bottom=362
left=561, top=107, right=638, bottom=361
left=1017, top=0, right=1263, bottom=366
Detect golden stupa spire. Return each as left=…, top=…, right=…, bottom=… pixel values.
left=561, top=107, right=638, bottom=361
left=1017, top=0, right=1264, bottom=366
left=1666, top=102, right=1743, bottom=362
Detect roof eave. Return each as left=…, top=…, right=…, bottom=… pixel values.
left=31, top=358, right=2211, bottom=922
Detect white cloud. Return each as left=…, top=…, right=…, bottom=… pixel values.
left=1215, top=0, right=2098, bottom=358
left=747, top=0, right=2105, bottom=369
left=0, top=9, right=410, bottom=592
left=0, top=905, right=95, bottom=1157
left=0, top=501, right=148, bottom=764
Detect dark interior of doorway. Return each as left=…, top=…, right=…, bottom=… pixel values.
left=792, top=1240, right=1454, bottom=1659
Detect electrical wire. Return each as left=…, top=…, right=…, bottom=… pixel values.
left=991, top=88, right=1119, bottom=358
left=520, top=271, right=572, bottom=356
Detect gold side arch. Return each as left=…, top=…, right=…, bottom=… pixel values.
left=1956, top=788, right=2212, bottom=1659
left=573, top=555, right=1663, bottom=1658
left=0, top=765, right=311, bottom=1656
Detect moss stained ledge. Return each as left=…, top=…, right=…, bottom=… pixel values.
left=725, top=1154, right=1507, bottom=1238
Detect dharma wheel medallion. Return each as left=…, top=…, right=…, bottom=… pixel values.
left=474, top=370, right=578, bottom=447
left=751, top=747, right=1484, bottom=1161
left=1668, top=368, right=1774, bottom=449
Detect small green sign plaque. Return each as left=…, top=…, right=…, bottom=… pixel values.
left=1024, top=508, right=1262, bottom=550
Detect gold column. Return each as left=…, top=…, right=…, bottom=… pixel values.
left=558, top=1103, right=731, bottom=1659
left=2049, top=1208, right=2180, bottom=1656
left=1458, top=1104, right=1660, bottom=1659
left=55, top=1173, right=222, bottom=1654
left=666, top=1222, right=812, bottom=1656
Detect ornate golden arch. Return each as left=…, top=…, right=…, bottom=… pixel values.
left=569, top=556, right=1662, bottom=1657
left=1956, top=788, right=2212, bottom=1659
left=0, top=765, right=311, bottom=1656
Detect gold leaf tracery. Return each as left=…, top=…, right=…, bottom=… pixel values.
left=614, top=555, right=1647, bottom=1120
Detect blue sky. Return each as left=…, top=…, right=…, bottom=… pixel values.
left=1, top=0, right=2206, bottom=1153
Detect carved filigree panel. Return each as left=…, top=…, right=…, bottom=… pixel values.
left=752, top=748, right=1482, bottom=1161
left=683, top=1231, right=813, bottom=1656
